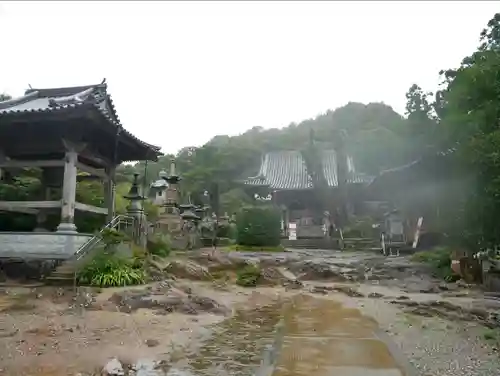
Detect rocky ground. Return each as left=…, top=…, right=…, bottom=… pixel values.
left=0, top=249, right=499, bottom=375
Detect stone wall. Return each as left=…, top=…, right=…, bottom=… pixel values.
left=0, top=233, right=92, bottom=260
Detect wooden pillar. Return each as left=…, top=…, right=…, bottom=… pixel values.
left=57, top=150, right=78, bottom=233
left=104, top=165, right=116, bottom=223
left=0, top=149, right=5, bottom=181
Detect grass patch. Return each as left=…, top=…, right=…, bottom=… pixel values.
left=235, top=264, right=261, bottom=287
left=77, top=253, right=146, bottom=287
left=411, top=247, right=459, bottom=282
left=226, top=244, right=286, bottom=253
left=482, top=329, right=500, bottom=342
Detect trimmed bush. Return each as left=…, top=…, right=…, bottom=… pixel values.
left=236, top=206, right=281, bottom=247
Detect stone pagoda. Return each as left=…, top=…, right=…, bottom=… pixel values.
left=156, top=159, right=182, bottom=233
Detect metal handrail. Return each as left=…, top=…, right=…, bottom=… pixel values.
left=73, top=214, right=135, bottom=261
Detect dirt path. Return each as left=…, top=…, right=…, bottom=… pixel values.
left=274, top=294, right=407, bottom=376
left=0, top=250, right=499, bottom=376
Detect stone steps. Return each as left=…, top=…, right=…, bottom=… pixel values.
left=343, top=238, right=381, bottom=251
left=282, top=239, right=339, bottom=250
left=45, top=261, right=77, bottom=285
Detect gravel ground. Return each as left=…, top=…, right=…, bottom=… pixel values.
left=329, top=287, right=500, bottom=376
left=2, top=250, right=500, bottom=376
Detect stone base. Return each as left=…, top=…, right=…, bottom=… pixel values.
left=0, top=232, right=92, bottom=260
left=56, top=222, right=77, bottom=234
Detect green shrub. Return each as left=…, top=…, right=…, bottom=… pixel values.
left=216, top=223, right=230, bottom=238
left=131, top=244, right=148, bottom=268
left=77, top=253, right=145, bottom=287
left=236, top=264, right=261, bottom=287
left=411, top=247, right=458, bottom=281
left=236, top=206, right=281, bottom=247
left=228, top=223, right=238, bottom=240
left=147, top=234, right=172, bottom=257
left=100, top=228, right=129, bottom=249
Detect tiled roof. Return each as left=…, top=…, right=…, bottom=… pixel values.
left=0, top=82, right=162, bottom=161
left=348, top=172, right=374, bottom=184
left=320, top=150, right=373, bottom=186
left=369, top=147, right=457, bottom=187
left=245, top=151, right=313, bottom=190
left=245, top=150, right=373, bottom=190
left=321, top=150, right=339, bottom=187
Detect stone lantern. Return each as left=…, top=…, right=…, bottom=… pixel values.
left=149, top=169, right=169, bottom=206
left=156, top=160, right=182, bottom=233
left=124, top=173, right=147, bottom=247
left=164, top=159, right=181, bottom=210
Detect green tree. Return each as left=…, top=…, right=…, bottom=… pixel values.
left=405, top=84, right=438, bottom=153
left=236, top=206, right=281, bottom=247
left=436, top=13, right=500, bottom=247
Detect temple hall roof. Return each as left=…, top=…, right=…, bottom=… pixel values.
left=244, top=150, right=373, bottom=190
left=0, top=81, right=162, bottom=162
left=245, top=151, right=313, bottom=190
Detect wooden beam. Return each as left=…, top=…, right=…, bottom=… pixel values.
left=62, top=139, right=87, bottom=154
left=75, top=161, right=108, bottom=180
left=0, top=207, right=39, bottom=215
left=0, top=201, right=61, bottom=210
left=79, top=148, right=114, bottom=168
left=75, top=202, right=108, bottom=215
left=0, top=160, right=65, bottom=168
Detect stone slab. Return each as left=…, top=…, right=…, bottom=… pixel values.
left=0, top=233, right=92, bottom=260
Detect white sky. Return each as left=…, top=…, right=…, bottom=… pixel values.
left=0, top=1, right=497, bottom=154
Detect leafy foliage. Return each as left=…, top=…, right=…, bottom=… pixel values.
left=119, top=101, right=417, bottom=207
left=100, top=228, right=129, bottom=248
left=147, top=234, right=172, bottom=257
left=235, top=264, right=261, bottom=287
left=432, top=13, right=500, bottom=248
left=77, top=253, right=145, bottom=287
left=411, top=247, right=458, bottom=282
left=3, top=12, right=500, bottom=254
left=236, top=206, right=281, bottom=247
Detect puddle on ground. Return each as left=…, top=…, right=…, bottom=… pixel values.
left=181, top=301, right=284, bottom=375
left=274, top=294, right=405, bottom=376
left=0, top=293, right=34, bottom=312
left=179, top=294, right=406, bottom=376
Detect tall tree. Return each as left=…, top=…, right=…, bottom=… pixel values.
left=404, top=84, right=438, bottom=152
left=437, top=13, right=500, bottom=247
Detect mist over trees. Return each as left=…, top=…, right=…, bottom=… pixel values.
left=2, top=13, right=500, bottom=249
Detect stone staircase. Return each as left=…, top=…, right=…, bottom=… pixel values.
left=45, top=261, right=78, bottom=285
left=342, top=237, right=381, bottom=251
left=45, top=215, right=134, bottom=285
left=282, top=238, right=339, bottom=250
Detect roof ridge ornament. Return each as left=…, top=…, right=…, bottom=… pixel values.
left=48, top=87, right=96, bottom=108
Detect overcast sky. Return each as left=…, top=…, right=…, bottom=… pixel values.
left=0, top=1, right=496, bottom=154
